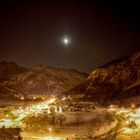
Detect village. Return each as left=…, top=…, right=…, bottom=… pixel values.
left=0, top=96, right=140, bottom=140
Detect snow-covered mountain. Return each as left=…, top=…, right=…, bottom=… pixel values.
left=65, top=52, right=140, bottom=105
left=0, top=62, right=87, bottom=99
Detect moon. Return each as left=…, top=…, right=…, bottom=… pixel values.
left=62, top=37, right=70, bottom=46
left=64, top=38, right=69, bottom=44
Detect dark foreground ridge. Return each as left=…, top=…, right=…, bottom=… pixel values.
left=65, top=51, right=140, bottom=105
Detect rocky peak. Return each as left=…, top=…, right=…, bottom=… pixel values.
left=83, top=52, right=140, bottom=104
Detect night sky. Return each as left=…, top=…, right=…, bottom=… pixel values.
left=0, top=1, right=140, bottom=72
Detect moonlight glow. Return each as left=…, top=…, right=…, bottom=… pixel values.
left=62, top=37, right=70, bottom=45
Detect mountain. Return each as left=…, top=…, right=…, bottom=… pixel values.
left=0, top=61, right=28, bottom=81
left=65, top=52, right=140, bottom=105
left=0, top=62, right=88, bottom=99
left=0, top=61, right=28, bottom=100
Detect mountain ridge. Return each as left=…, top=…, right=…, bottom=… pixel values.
left=65, top=51, right=140, bottom=105
left=0, top=61, right=88, bottom=100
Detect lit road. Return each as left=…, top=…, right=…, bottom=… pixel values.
left=21, top=135, right=65, bottom=140
left=107, top=106, right=140, bottom=140
left=0, top=98, right=56, bottom=128
left=116, top=107, right=140, bottom=140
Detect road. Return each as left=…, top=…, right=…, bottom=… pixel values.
left=107, top=107, right=140, bottom=140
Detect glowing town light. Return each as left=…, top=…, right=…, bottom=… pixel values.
left=41, top=136, right=65, bottom=140
left=33, top=97, right=37, bottom=100
left=0, top=119, right=14, bottom=128
left=55, top=107, right=58, bottom=113
left=131, top=103, right=136, bottom=109
left=0, top=98, right=56, bottom=128
left=136, top=107, right=140, bottom=114
left=107, top=104, right=118, bottom=112
left=48, top=108, right=51, bottom=114
left=20, top=96, right=24, bottom=100
left=59, top=106, right=62, bottom=113
left=19, top=106, right=22, bottom=109
left=49, top=127, right=52, bottom=137
left=49, top=127, right=52, bottom=132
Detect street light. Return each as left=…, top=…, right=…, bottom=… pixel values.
left=49, top=127, right=52, bottom=137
